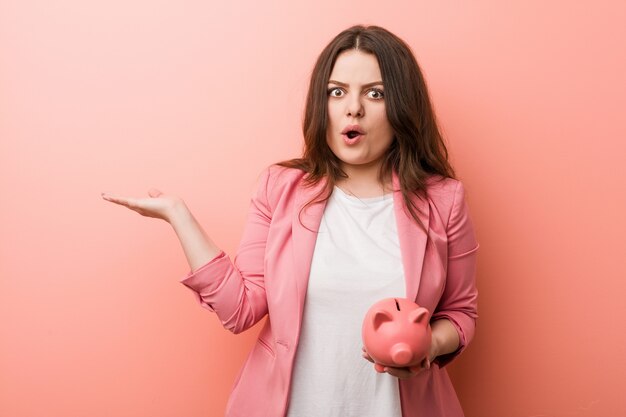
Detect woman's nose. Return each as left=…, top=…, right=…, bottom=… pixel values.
left=346, top=96, right=364, bottom=118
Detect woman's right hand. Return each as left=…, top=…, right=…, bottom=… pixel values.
left=101, top=188, right=184, bottom=223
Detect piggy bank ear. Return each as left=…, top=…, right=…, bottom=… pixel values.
left=409, top=307, right=428, bottom=324
left=373, top=310, right=394, bottom=330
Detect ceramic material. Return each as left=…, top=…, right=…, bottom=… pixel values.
left=362, top=297, right=432, bottom=373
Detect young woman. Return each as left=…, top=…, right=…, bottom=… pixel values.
left=102, top=25, right=480, bottom=417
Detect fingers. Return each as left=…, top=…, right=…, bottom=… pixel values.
left=101, top=192, right=120, bottom=203
left=101, top=193, right=134, bottom=207
left=382, top=366, right=416, bottom=379
left=102, top=188, right=163, bottom=206
left=148, top=188, right=163, bottom=198
left=361, top=346, right=374, bottom=363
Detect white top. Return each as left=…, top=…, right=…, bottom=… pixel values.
left=286, top=186, right=405, bottom=417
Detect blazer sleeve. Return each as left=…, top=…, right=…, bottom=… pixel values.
left=178, top=166, right=274, bottom=334
left=430, top=180, right=480, bottom=368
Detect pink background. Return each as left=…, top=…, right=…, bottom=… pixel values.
left=2, top=1, right=625, bottom=416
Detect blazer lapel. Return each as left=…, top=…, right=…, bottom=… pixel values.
left=392, top=171, right=430, bottom=302
left=292, top=176, right=328, bottom=323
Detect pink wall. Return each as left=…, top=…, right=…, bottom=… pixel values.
left=2, top=1, right=625, bottom=416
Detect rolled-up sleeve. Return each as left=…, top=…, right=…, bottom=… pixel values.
left=431, top=180, right=479, bottom=368
left=178, top=167, right=274, bottom=334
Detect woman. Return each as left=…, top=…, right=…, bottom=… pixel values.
left=102, top=25, right=479, bottom=417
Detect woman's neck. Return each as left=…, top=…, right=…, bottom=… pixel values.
left=336, top=164, right=393, bottom=198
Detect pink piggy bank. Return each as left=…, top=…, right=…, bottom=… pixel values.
left=362, top=297, right=432, bottom=373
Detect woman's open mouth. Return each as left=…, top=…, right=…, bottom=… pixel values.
left=342, top=131, right=364, bottom=145
left=341, top=125, right=365, bottom=145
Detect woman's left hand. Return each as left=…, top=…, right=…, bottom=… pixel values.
left=361, top=341, right=438, bottom=379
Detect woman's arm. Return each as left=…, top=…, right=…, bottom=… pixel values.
left=430, top=180, right=480, bottom=367
left=430, top=318, right=460, bottom=359
left=176, top=167, right=274, bottom=334
left=101, top=169, right=272, bottom=334
left=169, top=202, right=222, bottom=273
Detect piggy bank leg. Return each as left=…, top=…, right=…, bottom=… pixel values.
left=374, top=363, right=385, bottom=373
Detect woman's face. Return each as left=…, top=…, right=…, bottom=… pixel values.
left=326, top=49, right=394, bottom=175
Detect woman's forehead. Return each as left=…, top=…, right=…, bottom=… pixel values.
left=329, top=50, right=382, bottom=84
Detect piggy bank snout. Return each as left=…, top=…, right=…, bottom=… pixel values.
left=390, top=343, right=412, bottom=365
left=362, top=298, right=432, bottom=370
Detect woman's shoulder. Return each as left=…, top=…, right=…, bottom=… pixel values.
left=253, top=163, right=308, bottom=196
left=425, top=173, right=458, bottom=191
left=263, top=163, right=307, bottom=185
left=425, top=174, right=466, bottom=205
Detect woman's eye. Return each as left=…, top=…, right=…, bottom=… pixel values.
left=328, top=88, right=344, bottom=97
left=367, top=89, right=384, bottom=99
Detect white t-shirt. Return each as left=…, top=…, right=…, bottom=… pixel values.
left=286, top=186, right=405, bottom=417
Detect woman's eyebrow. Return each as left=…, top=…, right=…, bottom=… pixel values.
left=328, top=80, right=384, bottom=88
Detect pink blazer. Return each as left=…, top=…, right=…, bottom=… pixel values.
left=180, top=165, right=480, bottom=417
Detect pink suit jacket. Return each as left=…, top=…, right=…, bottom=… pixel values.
left=180, top=164, right=480, bottom=417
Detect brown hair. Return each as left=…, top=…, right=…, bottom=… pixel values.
left=278, top=24, right=456, bottom=234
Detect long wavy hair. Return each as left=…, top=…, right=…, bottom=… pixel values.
left=278, top=25, right=456, bottom=234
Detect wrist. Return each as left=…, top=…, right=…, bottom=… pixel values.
left=167, top=199, right=191, bottom=226
left=429, top=319, right=460, bottom=360
left=429, top=330, right=442, bottom=362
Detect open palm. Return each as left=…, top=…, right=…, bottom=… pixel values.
left=101, top=188, right=183, bottom=222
